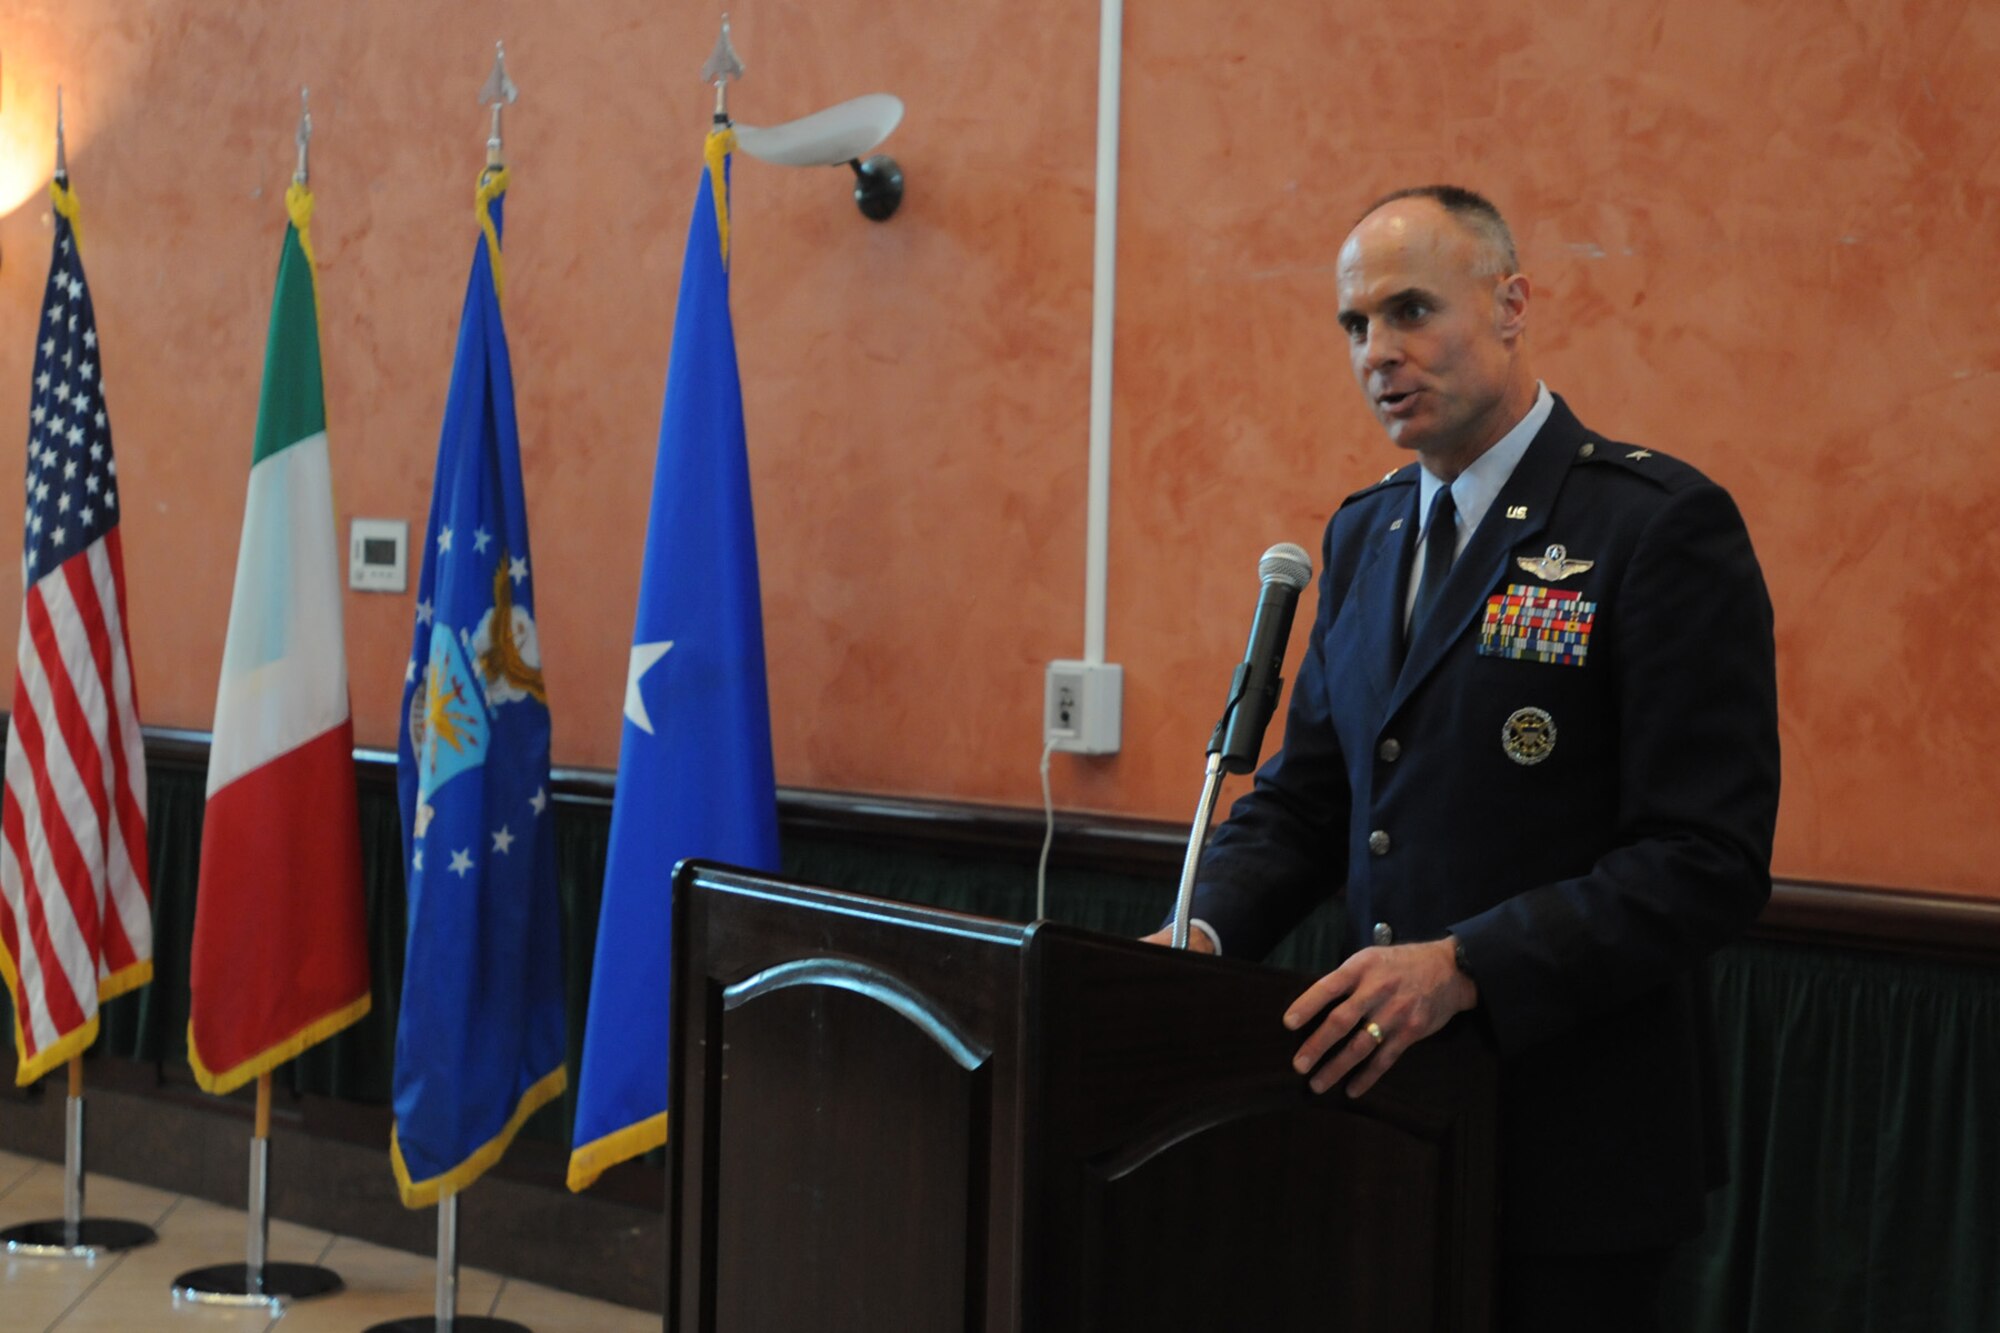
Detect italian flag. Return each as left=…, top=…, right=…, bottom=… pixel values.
left=188, top=182, right=370, bottom=1093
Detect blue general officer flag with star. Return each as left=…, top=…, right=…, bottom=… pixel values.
left=392, top=167, right=566, bottom=1208
left=567, top=128, right=779, bottom=1191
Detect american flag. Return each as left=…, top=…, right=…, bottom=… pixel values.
left=0, top=177, right=150, bottom=1086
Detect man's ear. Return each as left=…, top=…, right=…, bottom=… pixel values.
left=1494, top=273, right=1531, bottom=343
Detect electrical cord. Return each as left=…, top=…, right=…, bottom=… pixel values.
left=1037, top=735, right=1057, bottom=921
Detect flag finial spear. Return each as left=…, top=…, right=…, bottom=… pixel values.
left=479, top=41, right=519, bottom=168
left=54, top=87, right=67, bottom=182
left=294, top=88, right=313, bottom=187
left=701, top=15, right=745, bottom=125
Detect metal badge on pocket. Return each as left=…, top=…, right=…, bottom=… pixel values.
left=1501, top=707, right=1557, bottom=765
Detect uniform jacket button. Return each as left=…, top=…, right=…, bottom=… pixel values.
left=1372, top=921, right=1394, bottom=946
left=1378, top=738, right=1402, bottom=762
left=1368, top=829, right=1391, bottom=856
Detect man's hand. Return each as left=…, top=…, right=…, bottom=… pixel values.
left=1138, top=926, right=1217, bottom=953
left=1283, top=938, right=1477, bottom=1098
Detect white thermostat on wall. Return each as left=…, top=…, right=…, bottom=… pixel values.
left=349, top=518, right=409, bottom=593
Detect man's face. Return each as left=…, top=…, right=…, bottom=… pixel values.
left=1335, top=200, right=1529, bottom=463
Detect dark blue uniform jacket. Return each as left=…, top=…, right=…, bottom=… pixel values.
left=1192, top=395, right=1780, bottom=1254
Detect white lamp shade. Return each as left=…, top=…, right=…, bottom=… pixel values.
left=734, top=94, right=904, bottom=167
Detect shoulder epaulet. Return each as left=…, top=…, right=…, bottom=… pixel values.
left=1337, top=462, right=1418, bottom=510
left=1571, top=437, right=1707, bottom=491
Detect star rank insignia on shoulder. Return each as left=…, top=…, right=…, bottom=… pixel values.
left=1517, top=543, right=1594, bottom=581
left=1581, top=439, right=1703, bottom=492
left=1338, top=462, right=1416, bottom=511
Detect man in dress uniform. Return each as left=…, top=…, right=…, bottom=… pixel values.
left=1163, top=186, right=1781, bottom=1330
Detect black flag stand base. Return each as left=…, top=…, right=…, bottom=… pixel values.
left=1, top=1216, right=158, bottom=1257
left=1, top=1060, right=158, bottom=1259
left=363, top=1189, right=532, bottom=1333
left=172, top=1260, right=344, bottom=1308
left=171, top=1077, right=344, bottom=1310
left=365, top=1317, right=534, bottom=1331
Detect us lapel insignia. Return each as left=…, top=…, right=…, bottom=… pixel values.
left=1505, top=505, right=1528, bottom=520
left=1501, top=706, right=1557, bottom=766
left=1517, top=543, right=1594, bottom=582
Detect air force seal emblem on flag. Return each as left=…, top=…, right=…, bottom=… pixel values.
left=415, top=624, right=491, bottom=800
left=472, top=554, right=546, bottom=708
left=410, top=557, right=546, bottom=806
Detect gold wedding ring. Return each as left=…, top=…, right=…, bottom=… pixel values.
left=1365, top=1021, right=1385, bottom=1045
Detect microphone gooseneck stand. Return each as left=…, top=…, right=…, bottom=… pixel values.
left=1168, top=542, right=1313, bottom=949
left=1170, top=750, right=1229, bottom=950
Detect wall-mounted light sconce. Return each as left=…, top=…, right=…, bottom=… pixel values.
left=704, top=19, right=906, bottom=222
left=737, top=95, right=905, bottom=222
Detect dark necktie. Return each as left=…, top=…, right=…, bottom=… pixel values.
left=1409, top=486, right=1458, bottom=642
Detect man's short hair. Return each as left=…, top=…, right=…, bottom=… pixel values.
left=1359, top=185, right=1519, bottom=277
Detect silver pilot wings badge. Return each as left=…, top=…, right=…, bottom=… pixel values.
left=1516, top=544, right=1594, bottom=582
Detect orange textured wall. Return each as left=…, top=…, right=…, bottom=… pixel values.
left=0, top=1, right=1993, bottom=897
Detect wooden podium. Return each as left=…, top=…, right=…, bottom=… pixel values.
left=665, top=863, right=1498, bottom=1332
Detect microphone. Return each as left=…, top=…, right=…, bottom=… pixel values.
left=1170, top=541, right=1315, bottom=948
left=1208, top=543, right=1313, bottom=774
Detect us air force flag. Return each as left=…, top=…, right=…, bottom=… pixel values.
left=392, top=167, right=566, bottom=1208
left=567, top=128, right=780, bottom=1191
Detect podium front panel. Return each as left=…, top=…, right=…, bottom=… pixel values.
left=712, top=977, right=987, bottom=1328
left=1072, top=1104, right=1445, bottom=1327
left=1026, top=926, right=1497, bottom=1332
left=668, top=867, right=1031, bottom=1333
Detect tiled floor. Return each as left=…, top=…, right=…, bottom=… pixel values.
left=0, top=1150, right=657, bottom=1332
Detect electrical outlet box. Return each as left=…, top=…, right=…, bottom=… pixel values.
left=1045, top=660, right=1122, bottom=755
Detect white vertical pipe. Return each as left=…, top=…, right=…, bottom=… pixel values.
left=245, top=1138, right=269, bottom=1278
left=435, top=1191, right=459, bottom=1330
left=62, top=1095, right=84, bottom=1247
left=1084, top=0, right=1123, bottom=665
